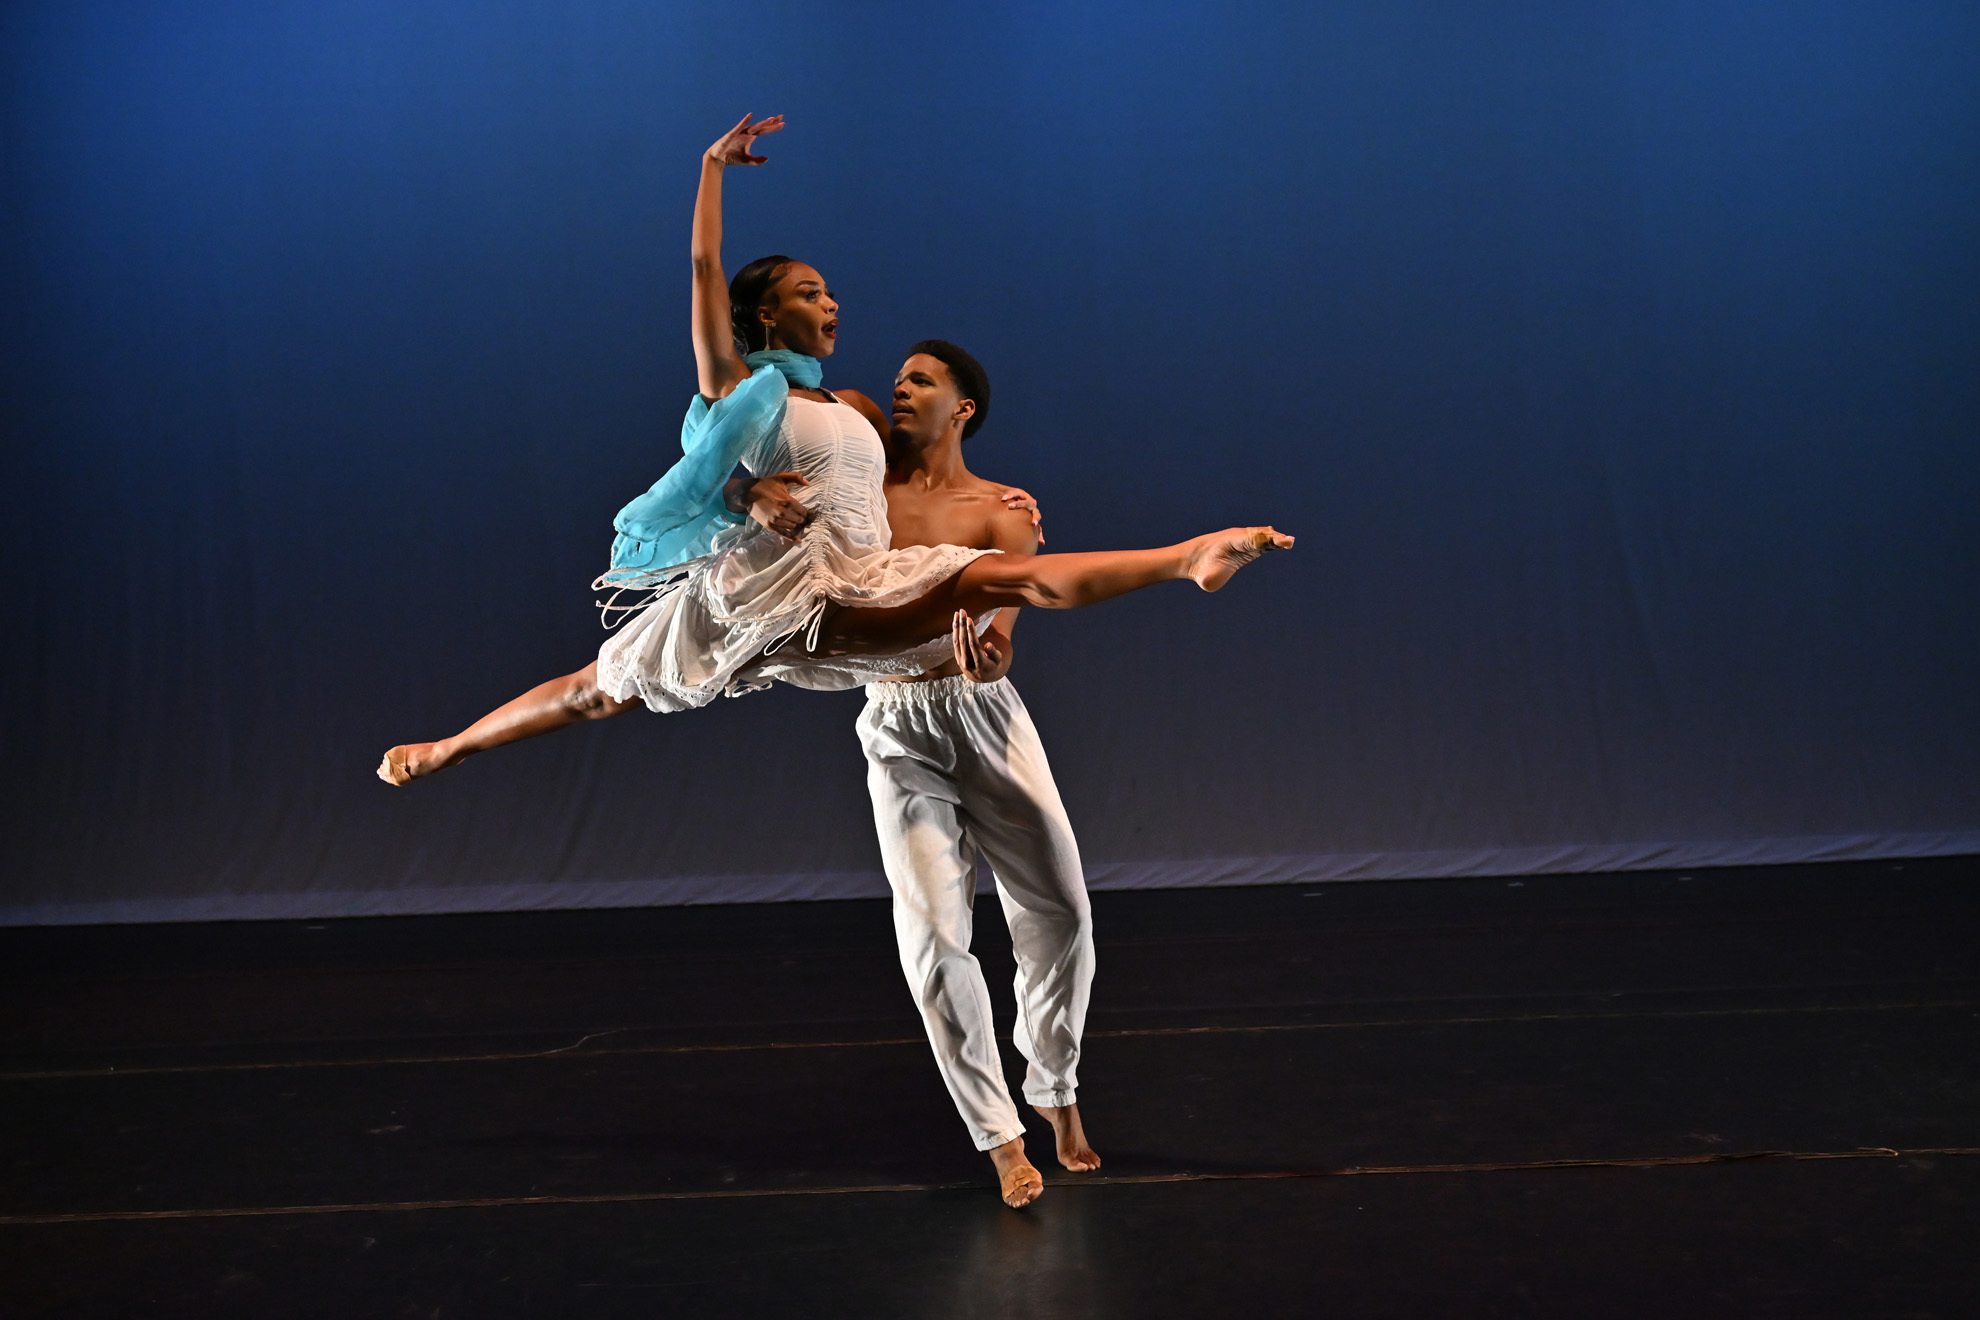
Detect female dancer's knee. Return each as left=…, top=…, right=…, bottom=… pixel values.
left=560, top=666, right=634, bottom=719
left=1015, top=576, right=1068, bottom=608
left=963, top=560, right=1064, bottom=610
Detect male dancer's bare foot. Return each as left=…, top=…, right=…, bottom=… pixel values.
left=1183, top=527, right=1295, bottom=592
left=1032, top=1103, right=1101, bottom=1172
left=988, top=1137, right=1045, bottom=1209
left=376, top=742, right=453, bottom=786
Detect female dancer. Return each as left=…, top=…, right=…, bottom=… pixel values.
left=378, top=114, right=1289, bottom=784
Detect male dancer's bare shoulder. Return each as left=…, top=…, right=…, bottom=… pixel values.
left=885, top=472, right=1039, bottom=558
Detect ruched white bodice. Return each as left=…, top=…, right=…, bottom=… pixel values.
left=596, top=395, right=994, bottom=712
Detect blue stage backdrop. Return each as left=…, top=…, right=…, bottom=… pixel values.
left=3, top=1, right=1977, bottom=923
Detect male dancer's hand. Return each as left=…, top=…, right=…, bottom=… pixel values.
left=738, top=471, right=813, bottom=539
left=953, top=609, right=1014, bottom=684
left=999, top=486, right=1045, bottom=544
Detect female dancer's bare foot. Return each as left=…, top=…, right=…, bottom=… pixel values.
left=988, top=1136, right=1045, bottom=1209
left=1184, top=526, right=1295, bottom=592
left=1032, top=1103, right=1101, bottom=1172
left=376, top=743, right=452, bottom=786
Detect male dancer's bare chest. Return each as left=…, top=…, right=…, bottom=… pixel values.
left=883, top=487, right=1000, bottom=553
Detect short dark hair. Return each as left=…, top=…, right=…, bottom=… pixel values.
left=730, top=255, right=795, bottom=353
left=908, top=339, right=991, bottom=440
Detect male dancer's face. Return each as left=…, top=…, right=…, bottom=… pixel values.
left=889, top=354, right=973, bottom=446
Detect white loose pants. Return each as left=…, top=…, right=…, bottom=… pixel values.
left=857, top=676, right=1094, bottom=1151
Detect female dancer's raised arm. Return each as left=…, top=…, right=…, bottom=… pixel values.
left=378, top=115, right=788, bottom=786
left=692, top=113, right=783, bottom=400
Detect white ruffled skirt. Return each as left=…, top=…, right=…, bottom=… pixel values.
left=595, top=519, right=996, bottom=713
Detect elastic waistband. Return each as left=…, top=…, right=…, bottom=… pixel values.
left=863, top=674, right=1009, bottom=704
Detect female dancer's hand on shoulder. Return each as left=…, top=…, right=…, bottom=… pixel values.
left=999, top=486, right=1045, bottom=545
left=706, top=113, right=784, bottom=167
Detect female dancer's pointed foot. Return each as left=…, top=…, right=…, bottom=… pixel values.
left=1032, top=1103, right=1101, bottom=1172
left=376, top=743, right=446, bottom=786
left=1184, top=527, right=1295, bottom=592
left=988, top=1137, right=1045, bottom=1209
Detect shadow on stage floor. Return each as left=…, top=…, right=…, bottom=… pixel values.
left=2, top=857, right=1977, bottom=1317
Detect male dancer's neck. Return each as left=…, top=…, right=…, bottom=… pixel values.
left=889, top=426, right=970, bottom=485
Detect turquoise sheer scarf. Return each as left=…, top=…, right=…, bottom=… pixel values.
left=600, top=352, right=824, bottom=585
left=743, top=349, right=823, bottom=389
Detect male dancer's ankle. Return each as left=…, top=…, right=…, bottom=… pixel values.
left=987, top=1136, right=1044, bottom=1209
left=1030, top=1102, right=1101, bottom=1173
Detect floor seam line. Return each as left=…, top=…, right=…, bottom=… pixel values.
left=5, top=997, right=1973, bottom=1081
left=4, top=1147, right=1975, bottom=1225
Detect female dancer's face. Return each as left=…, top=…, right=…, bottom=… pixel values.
left=760, top=263, right=840, bottom=358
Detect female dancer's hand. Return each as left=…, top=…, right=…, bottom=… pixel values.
left=742, top=471, right=813, bottom=539
left=706, top=113, right=785, bottom=167
left=999, top=486, right=1045, bottom=544
left=953, top=610, right=1014, bottom=683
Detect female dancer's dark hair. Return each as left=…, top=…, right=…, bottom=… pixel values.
left=731, top=254, right=795, bottom=352
left=908, top=339, right=991, bottom=439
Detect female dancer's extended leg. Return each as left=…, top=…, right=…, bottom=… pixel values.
left=378, top=662, right=638, bottom=785
left=813, top=525, right=1291, bottom=658
left=379, top=526, right=1289, bottom=785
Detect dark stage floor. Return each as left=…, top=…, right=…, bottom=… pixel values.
left=3, top=857, right=1977, bottom=1317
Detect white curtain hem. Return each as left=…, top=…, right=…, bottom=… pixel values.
left=6, top=830, right=1976, bottom=927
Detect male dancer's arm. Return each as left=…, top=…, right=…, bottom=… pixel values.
left=729, top=469, right=1040, bottom=681
left=715, top=386, right=893, bottom=535
left=716, top=391, right=893, bottom=538
left=725, top=473, right=1043, bottom=552
left=951, top=498, right=1039, bottom=683
left=723, top=469, right=812, bottom=536
left=954, top=608, right=1016, bottom=683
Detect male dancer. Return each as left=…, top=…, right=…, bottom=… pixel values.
left=740, top=341, right=1096, bottom=1209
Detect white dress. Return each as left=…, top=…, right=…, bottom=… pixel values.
left=596, top=394, right=995, bottom=712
